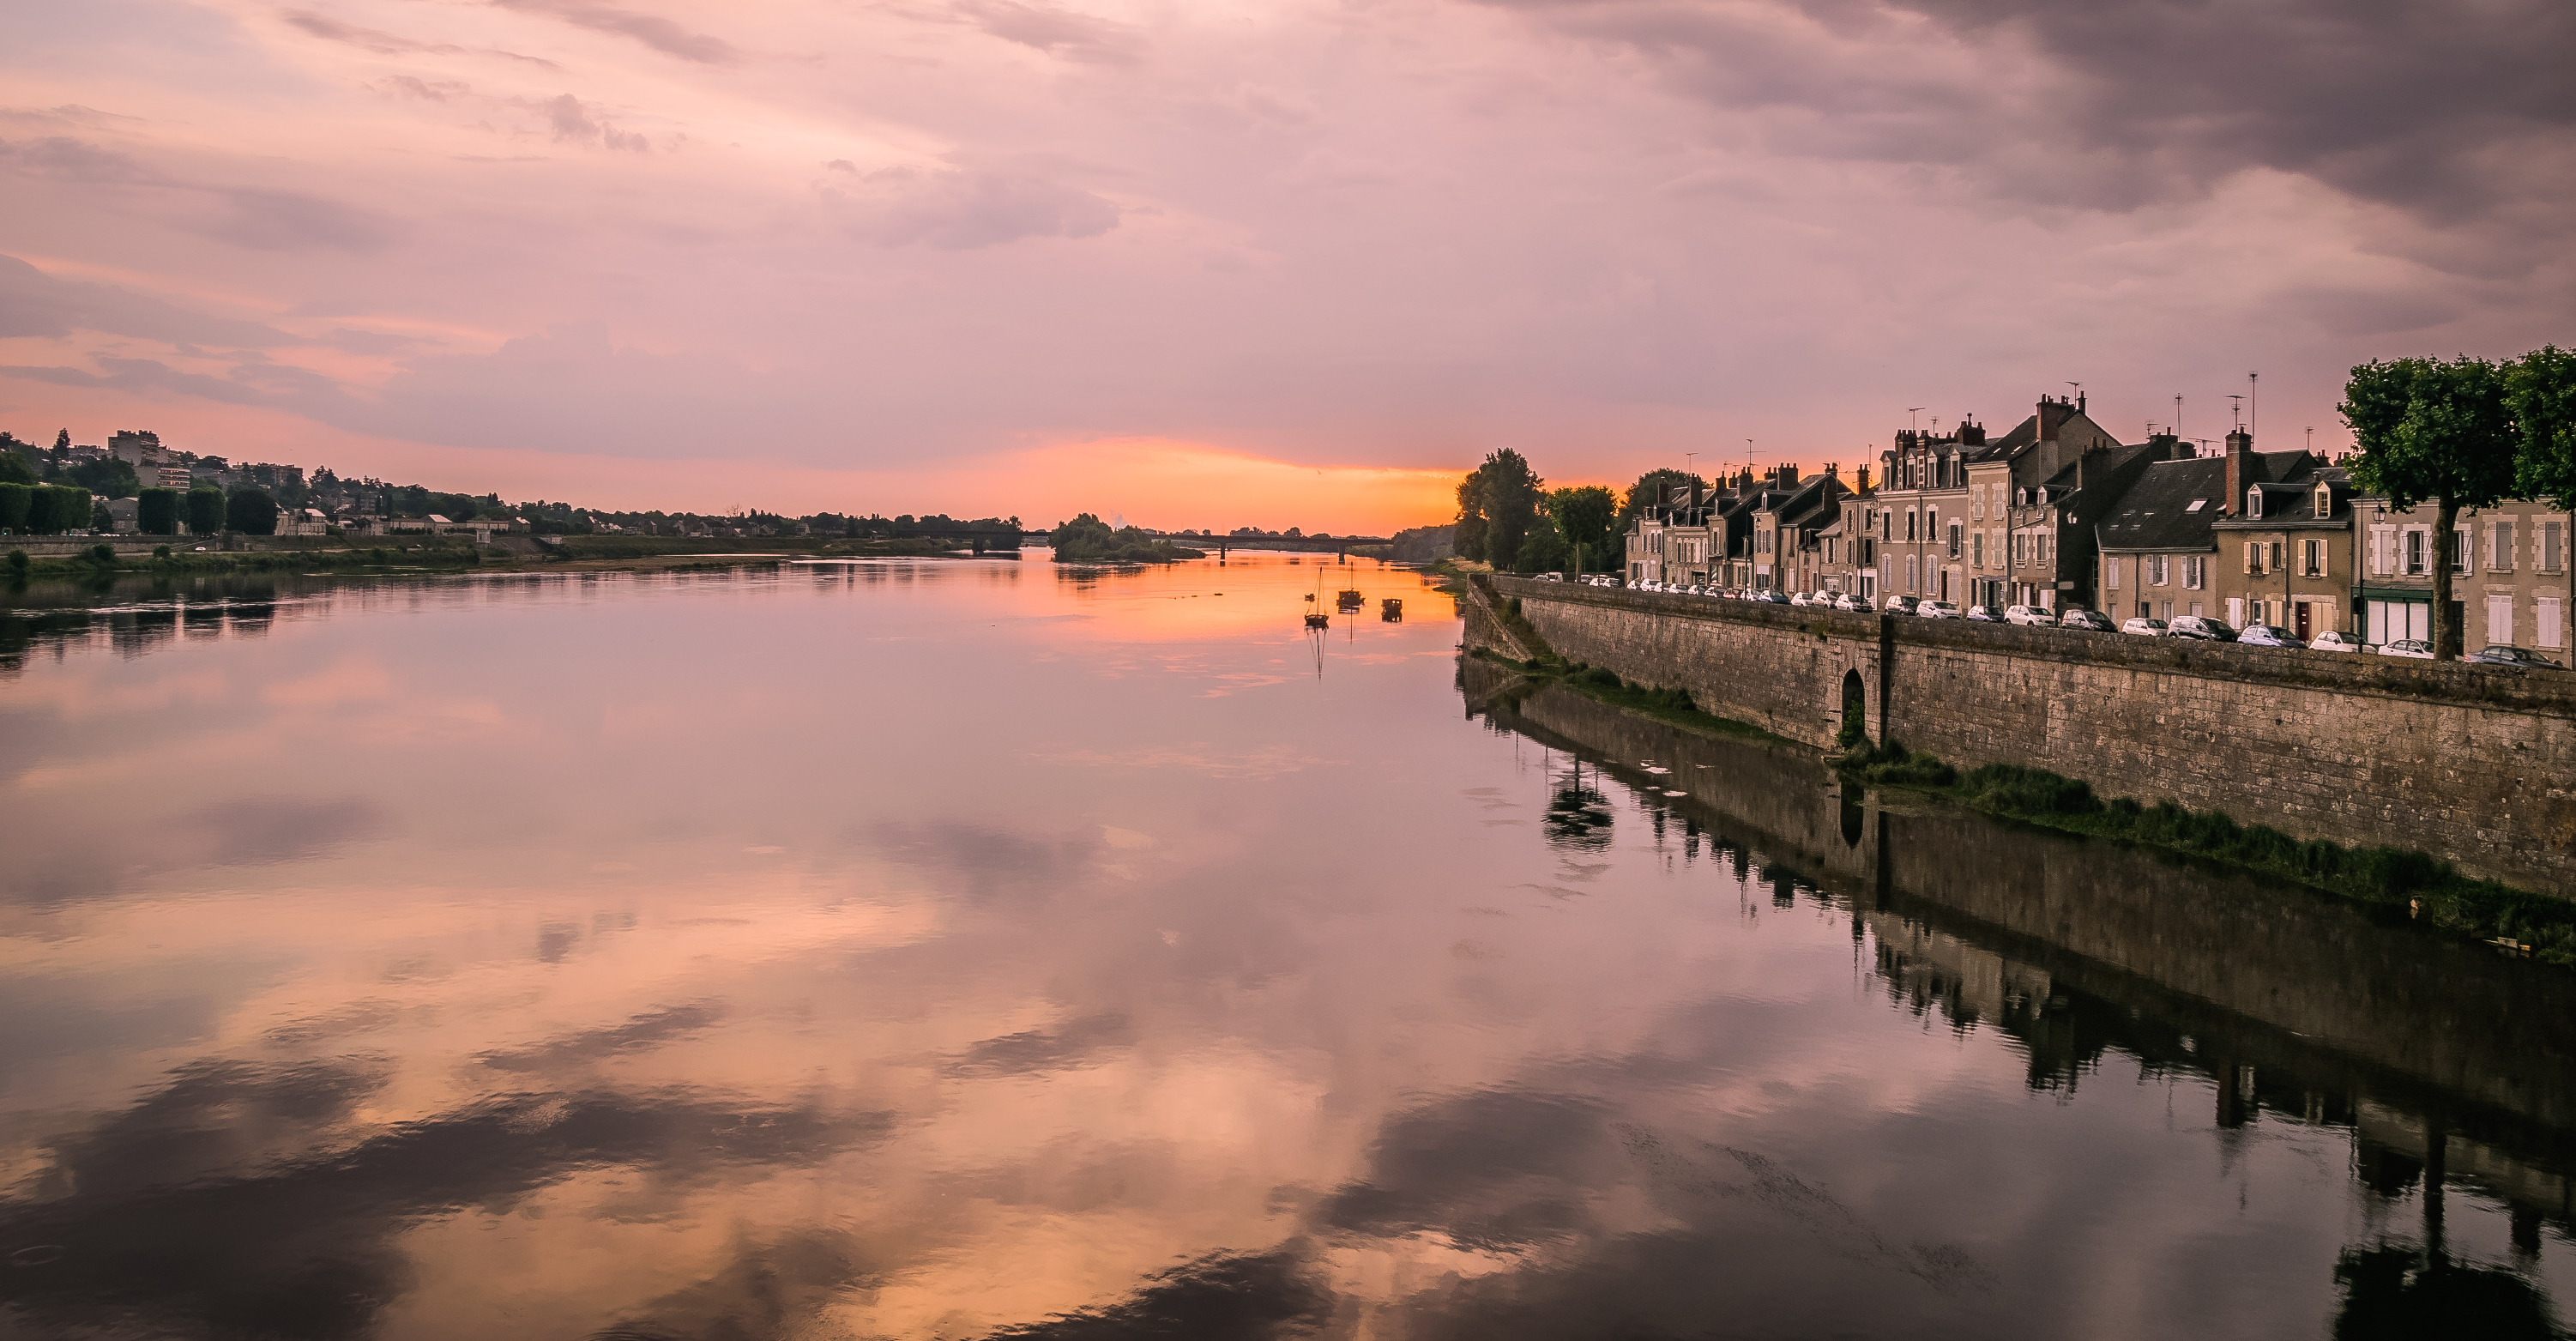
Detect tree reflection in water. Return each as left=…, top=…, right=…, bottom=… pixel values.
left=1541, top=760, right=1614, bottom=853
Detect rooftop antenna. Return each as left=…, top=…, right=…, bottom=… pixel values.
left=2175, top=394, right=2183, bottom=438
left=2229, top=394, right=2244, bottom=431
left=1907, top=407, right=1926, bottom=433
left=2249, top=371, right=2259, bottom=438
left=2066, top=380, right=2083, bottom=403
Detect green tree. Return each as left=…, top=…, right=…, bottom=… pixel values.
left=138, top=488, right=180, bottom=535
left=2507, top=345, right=2576, bottom=510
left=27, top=486, right=91, bottom=534
left=68, top=456, right=141, bottom=498
left=6, top=548, right=26, bottom=577
left=0, top=482, right=28, bottom=533
left=1514, top=522, right=1568, bottom=575
left=185, top=485, right=226, bottom=536
left=1453, top=465, right=1490, bottom=562
left=1616, top=469, right=1708, bottom=536
left=2343, top=356, right=2519, bottom=660
left=1547, top=485, right=1618, bottom=573
left=1475, top=448, right=1543, bottom=571
left=226, top=487, right=280, bottom=535
left=0, top=447, right=35, bottom=486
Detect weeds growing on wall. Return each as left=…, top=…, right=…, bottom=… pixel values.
left=1839, top=742, right=2576, bottom=966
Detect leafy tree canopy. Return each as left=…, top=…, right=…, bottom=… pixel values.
left=1617, top=469, right=1708, bottom=534
left=1547, top=485, right=1619, bottom=572
left=2507, top=345, right=2576, bottom=511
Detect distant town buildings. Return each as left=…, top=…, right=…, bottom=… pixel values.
left=1622, top=393, right=2576, bottom=655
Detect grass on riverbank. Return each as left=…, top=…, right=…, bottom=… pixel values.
left=1840, top=741, right=2576, bottom=965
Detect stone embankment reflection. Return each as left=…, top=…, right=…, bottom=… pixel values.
left=1463, top=653, right=2576, bottom=1303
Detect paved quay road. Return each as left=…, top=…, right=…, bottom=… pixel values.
left=1, top=557, right=2570, bottom=1339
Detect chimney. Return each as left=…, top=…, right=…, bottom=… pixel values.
left=1856, top=462, right=1872, bottom=492
left=2223, top=429, right=2252, bottom=514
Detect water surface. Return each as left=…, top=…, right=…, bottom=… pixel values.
left=2, top=557, right=2570, bottom=1338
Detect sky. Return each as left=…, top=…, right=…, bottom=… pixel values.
left=1, top=0, right=2569, bottom=532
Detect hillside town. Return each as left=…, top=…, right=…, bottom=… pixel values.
left=1615, top=393, right=2573, bottom=661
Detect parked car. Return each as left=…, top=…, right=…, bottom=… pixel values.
left=1789, top=591, right=1815, bottom=607
left=1915, top=600, right=1962, bottom=619
left=1964, top=604, right=2004, bottom=623
left=1882, top=595, right=1921, bottom=616
left=2236, top=625, right=2305, bottom=649
left=2120, top=617, right=2169, bottom=637
left=2056, top=608, right=2115, bottom=632
left=2308, top=630, right=2363, bottom=653
left=1747, top=589, right=1789, bottom=605
left=2466, top=644, right=2563, bottom=667
left=1832, top=593, right=1873, bottom=613
left=1537, top=571, right=1563, bottom=581
left=2003, top=604, right=2051, bottom=626
left=2380, top=638, right=2435, bottom=659
left=2167, top=615, right=2238, bottom=642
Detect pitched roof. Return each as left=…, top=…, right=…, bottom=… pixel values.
left=2096, top=450, right=2315, bottom=552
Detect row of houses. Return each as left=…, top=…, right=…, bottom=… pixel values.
left=1625, top=395, right=2574, bottom=654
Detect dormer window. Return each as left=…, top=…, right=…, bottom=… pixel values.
left=2246, top=486, right=2263, bottom=518
left=2015, top=488, right=2029, bottom=507
left=2314, top=486, right=2330, bottom=519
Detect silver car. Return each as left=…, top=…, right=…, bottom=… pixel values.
left=2120, top=616, right=2169, bottom=637
left=2380, top=638, right=2435, bottom=659
left=2236, top=625, right=2306, bottom=649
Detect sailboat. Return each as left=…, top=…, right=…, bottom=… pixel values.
left=1305, top=566, right=1330, bottom=628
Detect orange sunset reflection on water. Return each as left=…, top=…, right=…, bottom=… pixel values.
left=3, top=557, right=2570, bottom=1339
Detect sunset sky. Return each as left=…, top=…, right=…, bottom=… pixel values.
left=3, top=0, right=2568, bottom=532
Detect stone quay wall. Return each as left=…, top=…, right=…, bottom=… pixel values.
left=1485, top=576, right=2576, bottom=891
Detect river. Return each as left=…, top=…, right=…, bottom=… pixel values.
left=1, top=556, right=2569, bottom=1338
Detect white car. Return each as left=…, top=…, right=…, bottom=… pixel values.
left=2121, top=617, right=2168, bottom=637
left=1915, top=600, right=1961, bottom=619
left=2308, top=630, right=2362, bottom=652
left=1882, top=595, right=1921, bottom=616
left=2380, top=638, right=2435, bottom=659
left=2004, top=604, right=2052, bottom=626
left=2237, top=625, right=2305, bottom=649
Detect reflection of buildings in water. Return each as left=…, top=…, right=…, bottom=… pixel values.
left=1866, top=911, right=2052, bottom=1034
left=1464, top=659, right=2576, bottom=1317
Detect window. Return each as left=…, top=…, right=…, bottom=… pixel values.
left=2184, top=555, right=2205, bottom=589
left=1947, top=521, right=1963, bottom=559
left=2493, top=520, right=2514, bottom=571
left=2543, top=597, right=2565, bottom=650
left=2247, top=487, right=2264, bottom=518
left=2150, top=554, right=2169, bottom=586
left=2314, top=486, right=2331, bottom=519
left=2013, top=533, right=2027, bottom=567
left=2455, top=527, right=2472, bottom=574
left=2106, top=557, right=2122, bottom=589
left=2489, top=595, right=2515, bottom=645
left=2544, top=521, right=2565, bottom=574
left=2244, top=541, right=2264, bottom=576
left=2267, top=541, right=2282, bottom=573
left=1907, top=555, right=1920, bottom=593
left=2404, top=529, right=2425, bottom=575
left=2227, top=597, right=2245, bottom=627
left=1974, top=533, right=1985, bottom=567
left=1906, top=510, right=1917, bottom=541
left=2302, top=539, right=2326, bottom=577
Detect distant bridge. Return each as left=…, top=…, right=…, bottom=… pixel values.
left=1004, top=533, right=1392, bottom=559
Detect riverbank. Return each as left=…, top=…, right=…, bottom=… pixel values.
left=1837, top=742, right=2576, bottom=966
left=1467, top=636, right=2576, bottom=968
left=2, top=533, right=1019, bottom=583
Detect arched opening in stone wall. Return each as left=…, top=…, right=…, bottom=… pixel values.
left=1837, top=667, right=1867, bottom=750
